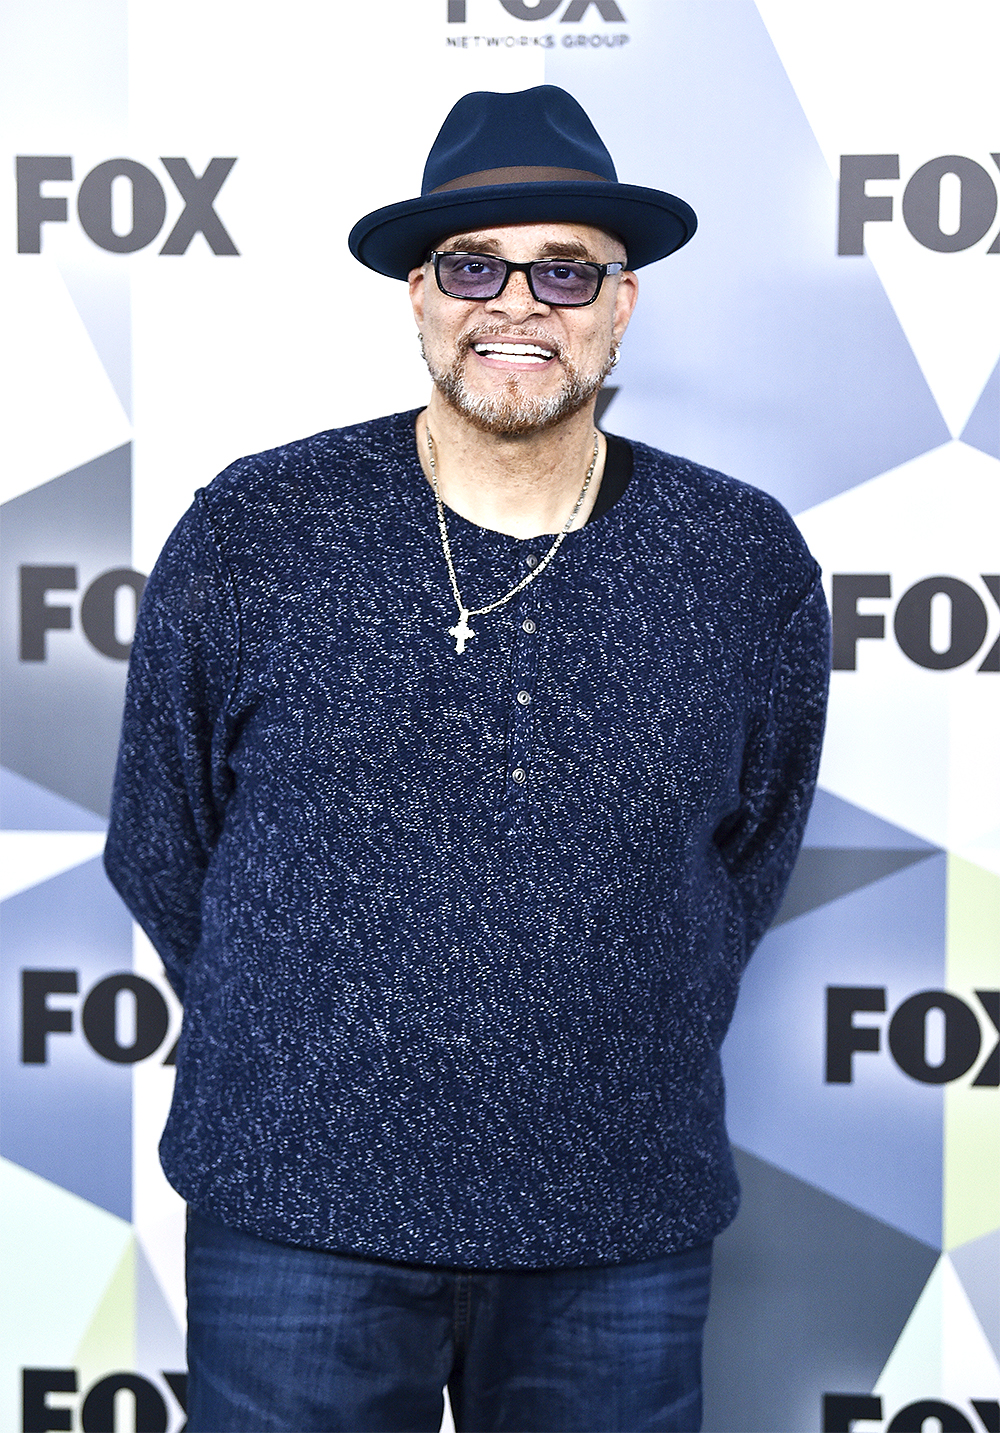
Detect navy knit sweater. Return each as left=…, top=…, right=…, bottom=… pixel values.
left=104, top=409, right=829, bottom=1269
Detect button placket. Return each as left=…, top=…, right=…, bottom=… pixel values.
left=502, top=596, right=542, bottom=804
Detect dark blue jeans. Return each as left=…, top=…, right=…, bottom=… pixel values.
left=186, top=1210, right=712, bottom=1433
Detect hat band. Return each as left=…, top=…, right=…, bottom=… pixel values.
left=429, top=165, right=610, bottom=193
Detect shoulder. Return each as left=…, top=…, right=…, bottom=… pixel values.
left=198, top=409, right=420, bottom=528
left=627, top=438, right=820, bottom=604
left=630, top=439, right=804, bottom=547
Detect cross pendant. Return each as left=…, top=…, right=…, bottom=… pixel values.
left=448, top=608, right=476, bottom=655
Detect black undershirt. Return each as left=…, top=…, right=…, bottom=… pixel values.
left=586, top=433, right=633, bottom=525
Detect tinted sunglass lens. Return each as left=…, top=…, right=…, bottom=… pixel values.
left=530, top=262, right=600, bottom=305
left=437, top=253, right=506, bottom=298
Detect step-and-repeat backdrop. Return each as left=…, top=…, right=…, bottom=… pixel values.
left=2, top=3, right=998, bottom=1430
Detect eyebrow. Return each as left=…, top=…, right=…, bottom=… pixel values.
left=444, top=234, right=602, bottom=263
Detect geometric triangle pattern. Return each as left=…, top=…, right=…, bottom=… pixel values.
left=0, top=1152, right=133, bottom=1327
left=703, top=1148, right=940, bottom=1433
left=0, top=1157, right=131, bottom=1417
left=0, top=766, right=108, bottom=833
left=961, top=359, right=1000, bottom=460
left=131, top=923, right=187, bottom=1336
left=874, top=1255, right=1000, bottom=1422
left=775, top=783, right=944, bottom=923
left=795, top=440, right=1000, bottom=854
left=0, top=829, right=108, bottom=902
left=0, top=257, right=132, bottom=508
left=0, top=1174, right=189, bottom=1433
left=0, top=859, right=133, bottom=1220
left=724, top=850, right=948, bottom=1247
left=75, top=1239, right=137, bottom=1390
left=0, top=444, right=135, bottom=820
left=593, top=385, right=620, bottom=429
left=73, top=1237, right=188, bottom=1428
left=754, top=0, right=1000, bottom=441
left=134, top=1240, right=186, bottom=1384
left=951, top=1229, right=1000, bottom=1365
left=802, top=788, right=940, bottom=852
left=773, top=846, right=938, bottom=927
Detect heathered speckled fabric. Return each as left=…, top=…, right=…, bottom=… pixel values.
left=104, top=408, right=830, bottom=1270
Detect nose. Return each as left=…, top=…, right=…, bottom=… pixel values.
left=483, top=268, right=550, bottom=322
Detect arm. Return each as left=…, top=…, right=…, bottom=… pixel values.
left=715, top=571, right=831, bottom=968
left=103, top=493, right=239, bottom=1000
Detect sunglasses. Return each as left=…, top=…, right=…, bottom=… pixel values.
left=430, top=250, right=624, bottom=307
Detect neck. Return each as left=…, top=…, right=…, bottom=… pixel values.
left=416, top=393, right=606, bottom=538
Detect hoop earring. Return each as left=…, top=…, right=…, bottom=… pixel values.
left=417, top=332, right=426, bottom=360
left=609, top=345, right=620, bottom=369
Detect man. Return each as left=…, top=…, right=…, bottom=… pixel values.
left=105, top=86, right=829, bottom=1433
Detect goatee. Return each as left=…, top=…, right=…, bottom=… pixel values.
left=424, top=332, right=615, bottom=436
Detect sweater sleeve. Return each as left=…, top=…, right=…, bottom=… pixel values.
left=103, top=492, right=239, bottom=1000
left=714, top=570, right=831, bottom=970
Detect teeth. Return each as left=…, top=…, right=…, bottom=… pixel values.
left=473, top=341, right=554, bottom=360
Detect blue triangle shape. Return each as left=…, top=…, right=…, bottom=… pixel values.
left=0, top=766, right=107, bottom=832
left=802, top=788, right=938, bottom=850
left=961, top=358, right=1000, bottom=459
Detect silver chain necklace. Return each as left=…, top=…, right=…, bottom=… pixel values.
left=426, top=427, right=600, bottom=654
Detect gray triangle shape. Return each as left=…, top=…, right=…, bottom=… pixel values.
left=773, top=847, right=938, bottom=926
left=595, top=385, right=619, bottom=428
left=703, top=1147, right=938, bottom=1433
left=961, top=358, right=1000, bottom=459
left=0, top=444, right=133, bottom=818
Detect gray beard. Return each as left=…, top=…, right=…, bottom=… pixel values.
left=425, top=337, right=614, bottom=436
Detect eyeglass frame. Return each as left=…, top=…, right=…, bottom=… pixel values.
left=428, top=250, right=625, bottom=308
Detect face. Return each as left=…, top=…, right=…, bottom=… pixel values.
left=408, top=221, right=638, bottom=436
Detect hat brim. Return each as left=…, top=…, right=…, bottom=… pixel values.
left=348, top=181, right=697, bottom=279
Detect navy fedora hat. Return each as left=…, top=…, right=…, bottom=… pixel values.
left=348, top=85, right=696, bottom=280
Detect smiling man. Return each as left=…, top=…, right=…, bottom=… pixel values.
left=105, top=87, right=830, bottom=1433
left=416, top=229, right=631, bottom=438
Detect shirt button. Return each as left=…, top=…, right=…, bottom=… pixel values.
left=516, top=690, right=531, bottom=706
left=521, top=618, right=537, bottom=634
left=525, top=553, right=540, bottom=569
left=511, top=767, right=527, bottom=785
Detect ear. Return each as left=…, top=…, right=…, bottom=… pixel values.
left=408, top=265, right=427, bottom=327
left=612, top=269, right=639, bottom=345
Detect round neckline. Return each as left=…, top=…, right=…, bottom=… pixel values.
left=385, top=408, right=655, bottom=562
